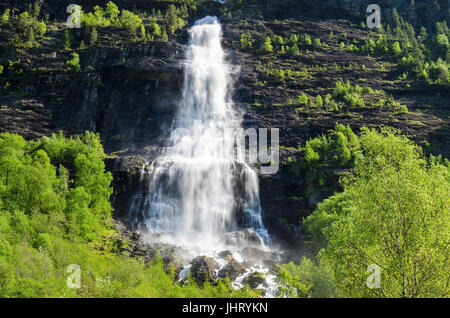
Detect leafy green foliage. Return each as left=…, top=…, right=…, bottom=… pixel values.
left=425, top=58, right=449, bottom=83
left=260, top=37, right=273, bottom=53
left=66, top=52, right=81, bottom=72
left=0, top=132, right=110, bottom=242
left=236, top=31, right=316, bottom=56
left=148, top=17, right=161, bottom=38
left=276, top=257, right=335, bottom=298
left=0, top=8, right=9, bottom=26
left=258, top=62, right=311, bottom=86
left=303, top=123, right=360, bottom=167
left=239, top=32, right=254, bottom=51
left=0, top=132, right=258, bottom=298
left=89, top=27, right=98, bottom=46
left=288, top=43, right=300, bottom=56
left=165, top=4, right=185, bottom=35
left=287, top=80, right=403, bottom=112
left=79, top=1, right=174, bottom=41
left=62, top=29, right=72, bottom=50
left=82, top=4, right=114, bottom=27
left=5, top=8, right=46, bottom=49
left=360, top=10, right=449, bottom=85
left=304, top=128, right=450, bottom=297
left=118, top=10, right=143, bottom=37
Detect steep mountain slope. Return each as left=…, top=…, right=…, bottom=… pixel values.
left=0, top=0, right=448, bottom=248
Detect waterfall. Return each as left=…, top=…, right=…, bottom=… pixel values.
left=129, top=16, right=269, bottom=251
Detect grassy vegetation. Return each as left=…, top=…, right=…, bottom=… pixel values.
left=1, top=7, right=46, bottom=49
left=0, top=1, right=199, bottom=52
left=236, top=30, right=322, bottom=56
left=286, top=80, right=407, bottom=112
left=0, top=0, right=448, bottom=298
left=0, top=132, right=258, bottom=297
left=360, top=9, right=449, bottom=85
left=278, top=128, right=450, bottom=298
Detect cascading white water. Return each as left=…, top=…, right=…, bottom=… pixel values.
left=130, top=16, right=269, bottom=251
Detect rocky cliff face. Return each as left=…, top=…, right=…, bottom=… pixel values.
left=1, top=40, right=184, bottom=153
left=267, top=0, right=448, bottom=29
left=4, top=0, right=448, bottom=26
left=1, top=1, right=448, bottom=248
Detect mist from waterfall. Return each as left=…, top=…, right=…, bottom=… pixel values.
left=130, top=16, right=269, bottom=251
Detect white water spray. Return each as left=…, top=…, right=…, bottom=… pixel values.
left=130, top=16, right=269, bottom=251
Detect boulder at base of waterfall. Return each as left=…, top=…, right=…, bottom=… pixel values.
left=162, top=255, right=183, bottom=281
left=240, top=247, right=278, bottom=263
left=243, top=272, right=267, bottom=289
left=242, top=259, right=256, bottom=268
left=218, top=250, right=233, bottom=260
left=190, top=256, right=219, bottom=285
left=224, top=229, right=264, bottom=247
left=263, top=260, right=281, bottom=274
left=149, top=242, right=194, bottom=264
left=218, top=259, right=246, bottom=281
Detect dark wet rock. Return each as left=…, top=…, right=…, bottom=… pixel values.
left=190, top=256, right=219, bottom=285
left=263, top=260, right=281, bottom=275
left=224, top=229, right=264, bottom=247
left=162, top=255, right=183, bottom=280
left=150, top=242, right=193, bottom=264
left=111, top=220, right=192, bottom=281
left=255, top=288, right=267, bottom=297
left=130, top=232, right=140, bottom=241
left=2, top=0, right=448, bottom=254
left=218, top=259, right=246, bottom=281
left=308, top=190, right=330, bottom=209
left=243, top=272, right=267, bottom=289
left=240, top=247, right=278, bottom=263
left=112, top=219, right=127, bottom=233
left=242, top=260, right=256, bottom=269
left=218, top=250, right=233, bottom=260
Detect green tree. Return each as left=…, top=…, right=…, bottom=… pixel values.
left=303, top=34, right=312, bottom=45
left=32, top=1, right=41, bottom=18
left=26, top=27, right=35, bottom=44
left=304, top=142, right=319, bottom=163
left=139, top=25, right=146, bottom=40
left=427, top=58, right=448, bottom=83
left=1, top=8, right=10, bottom=25
left=277, top=258, right=335, bottom=298
left=316, top=95, right=323, bottom=108
left=161, top=26, right=168, bottom=42
left=0, top=132, right=261, bottom=298
left=105, top=1, right=120, bottom=21
left=149, top=17, right=161, bottom=37
left=436, top=34, right=449, bottom=55
left=305, top=128, right=450, bottom=297
left=119, top=10, right=142, bottom=37
left=391, top=41, right=402, bottom=56
left=89, top=27, right=98, bottom=46
left=289, top=34, right=298, bottom=44
left=261, top=36, right=273, bottom=53
left=240, top=33, right=253, bottom=50
left=290, top=43, right=300, bottom=56
left=36, top=21, right=46, bottom=36
left=66, top=52, right=81, bottom=72
left=63, top=29, right=72, bottom=50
